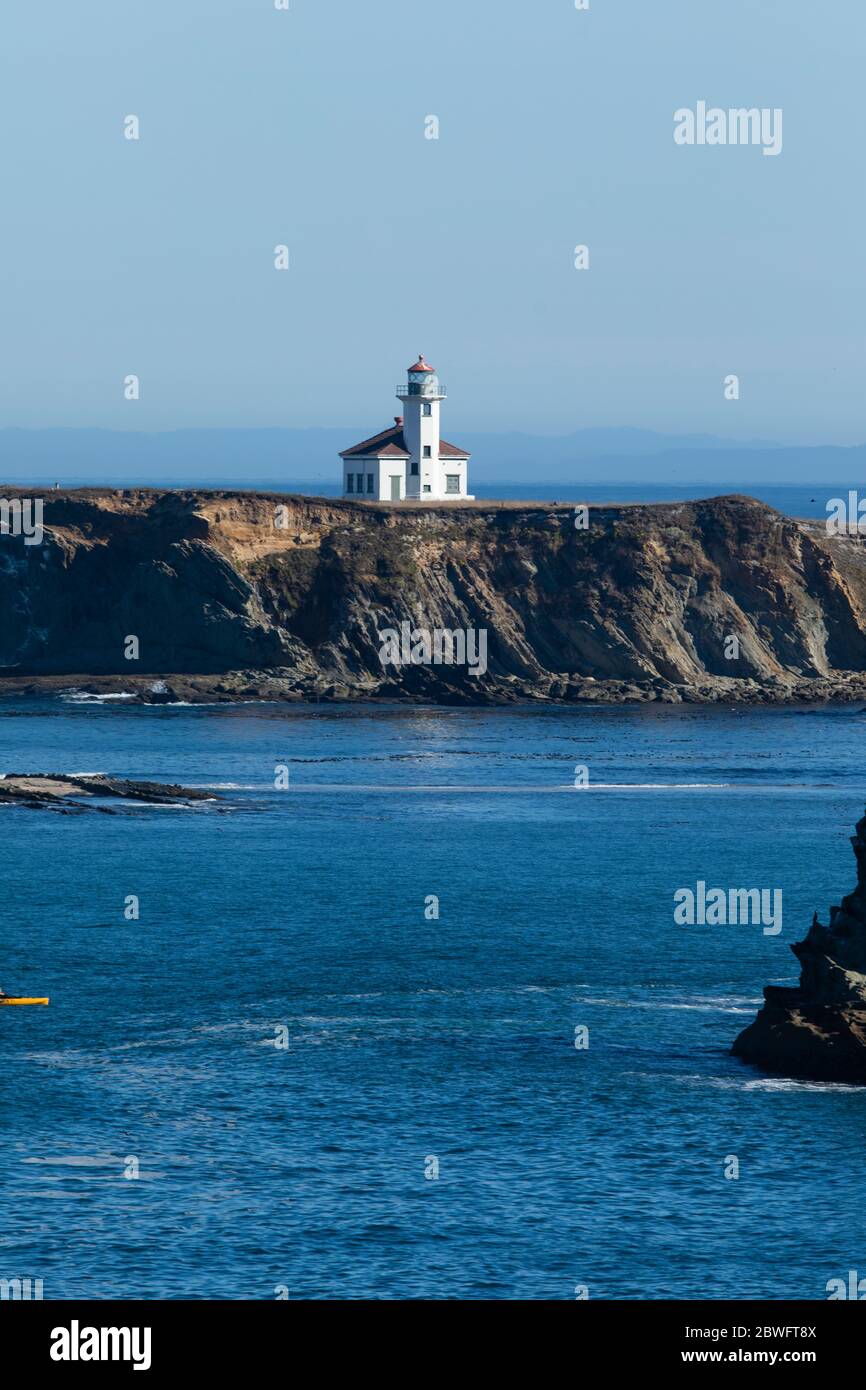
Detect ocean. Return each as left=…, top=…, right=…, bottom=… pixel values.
left=3, top=697, right=866, bottom=1299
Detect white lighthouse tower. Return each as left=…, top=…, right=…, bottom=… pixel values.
left=339, top=355, right=472, bottom=502
left=398, top=356, right=446, bottom=500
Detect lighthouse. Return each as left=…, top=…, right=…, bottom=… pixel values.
left=340, top=356, right=472, bottom=502
left=398, top=355, right=445, bottom=500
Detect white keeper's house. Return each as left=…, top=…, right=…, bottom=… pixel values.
left=340, top=356, right=473, bottom=502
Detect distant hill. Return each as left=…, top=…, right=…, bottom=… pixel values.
left=0, top=426, right=862, bottom=488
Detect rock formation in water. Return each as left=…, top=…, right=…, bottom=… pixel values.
left=0, top=774, right=218, bottom=812
left=2, top=487, right=866, bottom=704
left=733, top=809, right=866, bottom=1082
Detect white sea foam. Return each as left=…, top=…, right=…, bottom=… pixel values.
left=741, top=1077, right=866, bottom=1094
left=644, top=1071, right=866, bottom=1095
left=279, top=781, right=734, bottom=794
left=24, top=1154, right=124, bottom=1166
left=188, top=783, right=258, bottom=790
left=61, top=692, right=136, bottom=703
left=583, top=996, right=759, bottom=1014
left=569, top=782, right=731, bottom=790
left=144, top=800, right=218, bottom=809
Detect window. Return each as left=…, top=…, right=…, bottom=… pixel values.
left=366, top=474, right=374, bottom=494
left=410, top=460, right=419, bottom=475
left=445, top=475, right=460, bottom=494
left=356, top=474, right=364, bottom=492
left=347, top=474, right=354, bottom=493
left=423, top=485, right=431, bottom=494
left=423, top=446, right=432, bottom=459
left=423, top=403, right=432, bottom=416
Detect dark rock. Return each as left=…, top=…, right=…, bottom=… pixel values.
left=733, top=807, right=866, bottom=1081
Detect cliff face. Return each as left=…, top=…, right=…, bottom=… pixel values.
left=733, top=810, right=866, bottom=1082
left=2, top=488, right=866, bottom=703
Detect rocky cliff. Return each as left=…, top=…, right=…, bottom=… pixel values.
left=733, top=810, right=866, bottom=1082
left=2, top=488, right=866, bottom=704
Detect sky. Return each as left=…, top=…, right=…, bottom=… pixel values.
left=1, top=0, right=864, bottom=444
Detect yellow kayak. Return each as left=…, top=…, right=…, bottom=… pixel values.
left=0, top=997, right=49, bottom=1006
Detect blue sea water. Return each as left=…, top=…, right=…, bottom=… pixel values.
left=3, top=697, right=866, bottom=1300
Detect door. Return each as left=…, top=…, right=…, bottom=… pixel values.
left=390, top=475, right=401, bottom=501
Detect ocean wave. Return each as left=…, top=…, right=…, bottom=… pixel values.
left=23, top=1154, right=125, bottom=1166
left=131, top=800, right=219, bottom=809
left=668, top=1072, right=866, bottom=1095
left=742, top=1077, right=866, bottom=1093
left=582, top=995, right=760, bottom=1014
left=61, top=692, right=137, bottom=702
left=569, top=782, right=731, bottom=790
left=187, top=783, right=260, bottom=790
left=281, top=782, right=733, bottom=793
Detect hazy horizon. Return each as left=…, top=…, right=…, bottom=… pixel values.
left=2, top=424, right=865, bottom=493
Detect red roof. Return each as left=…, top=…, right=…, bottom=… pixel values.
left=340, top=424, right=410, bottom=459
left=340, top=423, right=470, bottom=460
left=408, top=355, right=435, bottom=374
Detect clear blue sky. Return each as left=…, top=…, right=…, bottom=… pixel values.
left=1, top=0, right=863, bottom=442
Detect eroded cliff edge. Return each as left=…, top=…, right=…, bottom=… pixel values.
left=2, top=488, right=866, bottom=704
left=733, top=809, right=866, bottom=1082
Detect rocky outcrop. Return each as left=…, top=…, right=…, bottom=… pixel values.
left=3, top=487, right=866, bottom=703
left=733, top=810, right=866, bottom=1082
left=0, top=773, right=218, bottom=812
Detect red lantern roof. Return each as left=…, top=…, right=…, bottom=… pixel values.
left=407, top=355, right=435, bottom=374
